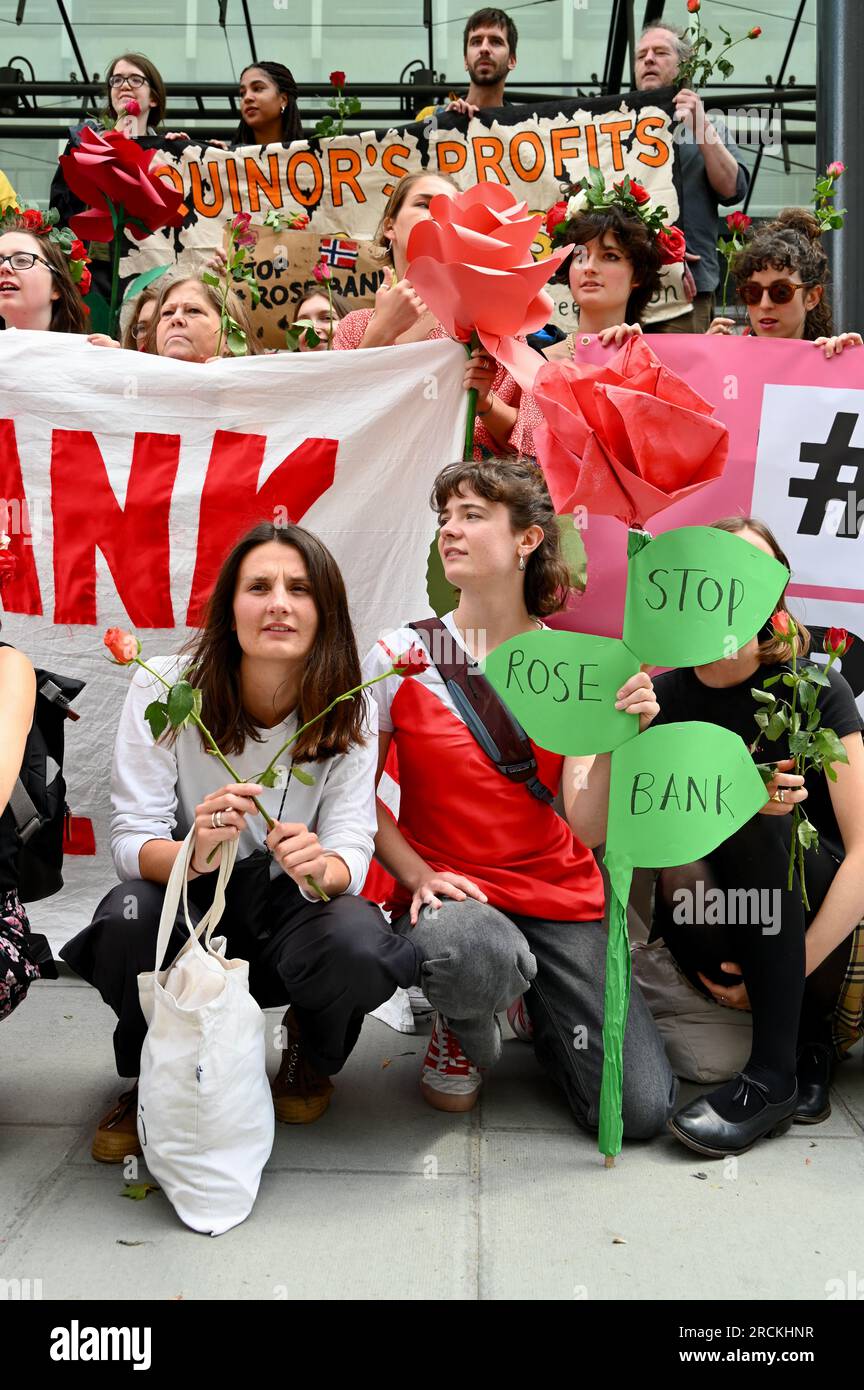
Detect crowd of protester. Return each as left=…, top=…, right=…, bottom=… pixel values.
left=1, top=7, right=863, bottom=1168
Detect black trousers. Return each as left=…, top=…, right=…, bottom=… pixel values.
left=652, top=813, right=853, bottom=1078
left=61, top=870, right=420, bottom=1080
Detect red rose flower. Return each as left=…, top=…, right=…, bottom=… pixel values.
left=313, top=258, right=331, bottom=283
left=655, top=225, right=687, bottom=265
left=749, top=26, right=762, bottom=38
left=391, top=647, right=430, bottom=678
left=69, top=238, right=88, bottom=261
left=544, top=200, right=568, bottom=239
left=824, top=627, right=853, bottom=658
left=104, top=627, right=141, bottom=664
left=771, top=611, right=796, bottom=639
left=726, top=211, right=752, bottom=234
left=59, top=127, right=187, bottom=243
left=615, top=179, right=650, bottom=206
left=22, top=208, right=45, bottom=232
left=330, top=71, right=346, bottom=89
left=123, top=98, right=142, bottom=117
left=827, top=161, right=846, bottom=178
left=687, top=0, right=700, bottom=11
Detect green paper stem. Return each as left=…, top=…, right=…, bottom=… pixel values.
left=463, top=332, right=481, bottom=461
left=105, top=196, right=125, bottom=341
left=598, top=856, right=633, bottom=1161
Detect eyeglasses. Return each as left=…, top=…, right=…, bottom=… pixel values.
left=131, top=321, right=151, bottom=339
left=0, top=252, right=55, bottom=272
left=108, top=74, right=149, bottom=89
left=739, top=279, right=808, bottom=306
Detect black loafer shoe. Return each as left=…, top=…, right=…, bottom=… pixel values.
left=668, top=1074, right=798, bottom=1158
left=794, top=1043, right=833, bottom=1125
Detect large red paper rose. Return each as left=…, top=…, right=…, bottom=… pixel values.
left=58, top=127, right=187, bottom=243
left=406, top=182, right=570, bottom=390
left=533, top=336, right=729, bottom=529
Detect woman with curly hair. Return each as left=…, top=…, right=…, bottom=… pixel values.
left=708, top=208, right=861, bottom=358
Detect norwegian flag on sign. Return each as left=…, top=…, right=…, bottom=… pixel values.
left=318, top=236, right=360, bottom=269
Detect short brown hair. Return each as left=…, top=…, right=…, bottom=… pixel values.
left=464, top=8, right=518, bottom=56
left=179, top=521, right=366, bottom=761
left=104, top=53, right=167, bottom=128
left=372, top=172, right=458, bottom=265
left=0, top=220, right=87, bottom=333
left=710, top=515, right=810, bottom=663
left=431, top=457, right=571, bottom=617
left=553, top=205, right=663, bottom=325
left=146, top=274, right=262, bottom=356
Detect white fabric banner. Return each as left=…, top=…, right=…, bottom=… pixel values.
left=0, top=333, right=467, bottom=946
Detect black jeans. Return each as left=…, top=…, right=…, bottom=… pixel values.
left=652, top=813, right=853, bottom=1077
left=61, top=868, right=420, bottom=1079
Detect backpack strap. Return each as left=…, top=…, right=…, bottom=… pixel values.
left=408, top=617, right=554, bottom=805
left=8, top=778, right=43, bottom=844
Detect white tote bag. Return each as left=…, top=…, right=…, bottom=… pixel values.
left=137, top=829, right=275, bottom=1235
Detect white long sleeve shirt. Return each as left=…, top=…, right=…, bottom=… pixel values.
left=110, top=656, right=378, bottom=898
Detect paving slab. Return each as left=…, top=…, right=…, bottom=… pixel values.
left=477, top=1128, right=864, bottom=1301
left=0, top=1166, right=476, bottom=1301
left=0, top=1126, right=81, bottom=1245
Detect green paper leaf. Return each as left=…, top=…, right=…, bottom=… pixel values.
left=290, top=765, right=316, bottom=786
left=123, top=263, right=171, bottom=302
left=483, top=630, right=640, bottom=756
left=623, top=527, right=789, bottom=668
left=606, top=722, right=769, bottom=869
left=556, top=514, right=587, bottom=592
left=144, top=699, right=169, bottom=740
left=167, top=680, right=195, bottom=728
left=426, top=529, right=459, bottom=617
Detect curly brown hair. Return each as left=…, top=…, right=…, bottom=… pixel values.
left=431, top=456, right=572, bottom=617
left=178, top=521, right=366, bottom=761
left=552, top=205, right=663, bottom=325
left=732, top=208, right=833, bottom=340
left=710, top=515, right=810, bottom=664
left=0, top=222, right=87, bottom=333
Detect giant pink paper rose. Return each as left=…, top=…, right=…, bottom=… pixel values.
left=405, top=182, right=570, bottom=390
left=533, top=336, right=729, bottom=528
left=59, top=127, right=187, bottom=243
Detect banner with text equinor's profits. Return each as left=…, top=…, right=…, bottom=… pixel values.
left=0, top=333, right=467, bottom=946
left=125, top=90, right=684, bottom=336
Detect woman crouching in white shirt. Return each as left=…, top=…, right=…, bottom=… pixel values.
left=62, top=521, right=420, bottom=1162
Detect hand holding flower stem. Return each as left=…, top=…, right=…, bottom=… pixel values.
left=203, top=212, right=260, bottom=358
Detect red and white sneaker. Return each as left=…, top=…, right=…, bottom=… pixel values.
left=506, top=996, right=534, bottom=1043
left=420, top=1014, right=482, bottom=1112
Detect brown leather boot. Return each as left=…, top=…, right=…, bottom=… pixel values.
left=271, top=1008, right=334, bottom=1124
left=91, top=1086, right=142, bottom=1164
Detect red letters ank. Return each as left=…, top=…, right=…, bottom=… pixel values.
left=51, top=430, right=181, bottom=626
left=186, top=431, right=337, bottom=626
left=0, top=420, right=43, bottom=615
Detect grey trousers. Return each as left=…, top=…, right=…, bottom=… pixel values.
left=398, top=900, right=678, bottom=1140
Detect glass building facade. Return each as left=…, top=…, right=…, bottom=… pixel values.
left=1, top=0, right=817, bottom=215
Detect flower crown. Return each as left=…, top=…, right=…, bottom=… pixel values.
left=544, top=166, right=686, bottom=266
left=0, top=204, right=92, bottom=296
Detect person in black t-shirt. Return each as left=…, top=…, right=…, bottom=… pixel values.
left=650, top=517, right=864, bottom=1158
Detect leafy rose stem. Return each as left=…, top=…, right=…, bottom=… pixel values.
left=785, top=638, right=808, bottom=908
left=134, top=658, right=409, bottom=901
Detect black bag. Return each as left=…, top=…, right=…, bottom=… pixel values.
left=1, top=644, right=85, bottom=903
left=408, top=618, right=554, bottom=804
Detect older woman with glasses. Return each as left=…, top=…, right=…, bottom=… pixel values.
left=708, top=208, right=862, bottom=358
left=0, top=220, right=87, bottom=334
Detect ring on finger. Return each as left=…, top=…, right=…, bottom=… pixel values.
left=211, top=809, right=225, bottom=829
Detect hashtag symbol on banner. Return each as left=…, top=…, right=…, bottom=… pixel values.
left=789, top=412, right=864, bottom=538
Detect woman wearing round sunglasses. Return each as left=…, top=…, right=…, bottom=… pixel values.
left=708, top=208, right=861, bottom=358
left=0, top=222, right=87, bottom=334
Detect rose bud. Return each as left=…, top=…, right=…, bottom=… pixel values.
left=824, top=627, right=853, bottom=658
left=391, top=647, right=430, bottom=678
left=104, top=627, right=141, bottom=664
left=770, top=611, right=797, bottom=639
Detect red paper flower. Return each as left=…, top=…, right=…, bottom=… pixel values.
left=330, top=70, right=346, bottom=89
left=58, top=127, right=187, bottom=243
left=771, top=611, right=796, bottom=638
left=726, top=211, right=752, bottom=233
left=532, top=336, right=729, bottom=529
left=615, top=179, right=650, bottom=206
left=824, top=626, right=852, bottom=657
left=104, top=627, right=141, bottom=664
left=655, top=225, right=687, bottom=264
left=391, top=647, right=430, bottom=678
left=544, top=200, right=568, bottom=239
left=406, top=181, right=571, bottom=389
